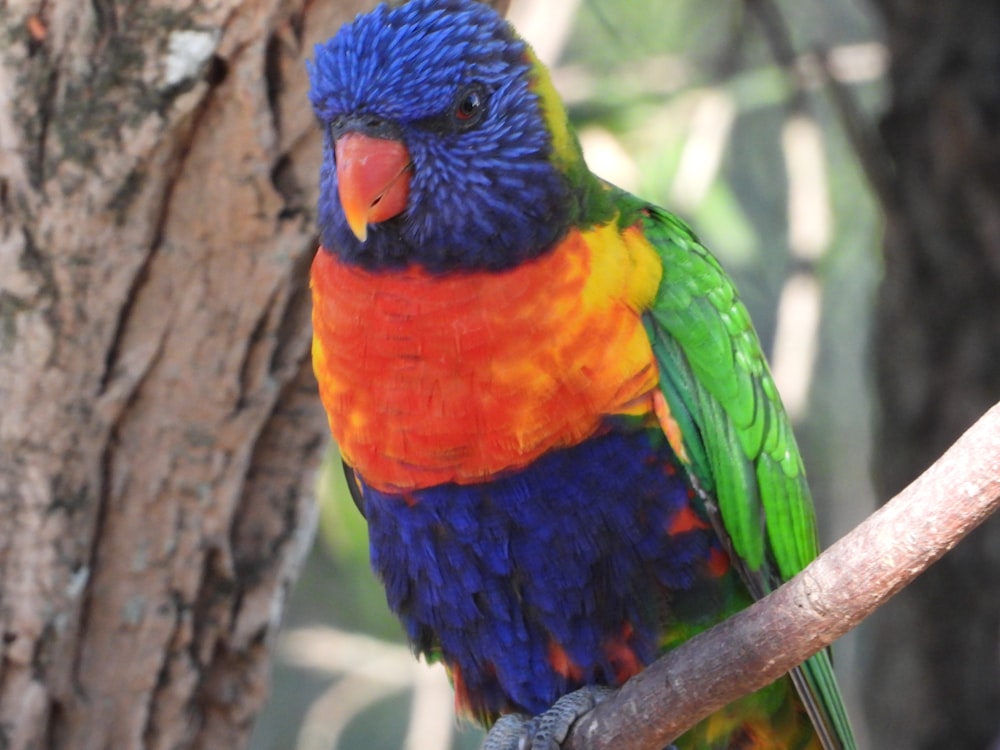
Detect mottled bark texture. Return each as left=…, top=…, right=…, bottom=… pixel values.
left=867, top=1, right=1000, bottom=747
left=0, top=1, right=367, bottom=747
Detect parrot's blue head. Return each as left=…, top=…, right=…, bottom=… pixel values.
left=308, top=0, right=586, bottom=271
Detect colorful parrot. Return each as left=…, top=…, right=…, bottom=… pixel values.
left=307, top=1, right=857, bottom=748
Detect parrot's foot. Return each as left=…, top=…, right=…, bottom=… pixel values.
left=480, top=686, right=614, bottom=750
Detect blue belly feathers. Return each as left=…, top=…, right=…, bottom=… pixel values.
left=363, top=427, right=716, bottom=719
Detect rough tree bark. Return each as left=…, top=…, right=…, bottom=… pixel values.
left=866, top=1, right=1000, bottom=747
left=0, top=1, right=368, bottom=747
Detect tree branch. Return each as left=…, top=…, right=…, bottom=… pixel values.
left=484, top=0, right=511, bottom=17
left=564, top=400, right=1000, bottom=750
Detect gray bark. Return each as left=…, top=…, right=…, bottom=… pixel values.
left=0, top=1, right=367, bottom=747
left=866, top=1, right=1000, bottom=746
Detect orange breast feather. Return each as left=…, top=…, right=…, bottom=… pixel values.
left=310, top=223, right=663, bottom=491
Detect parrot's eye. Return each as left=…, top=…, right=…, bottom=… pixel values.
left=455, top=91, right=482, bottom=119
left=453, top=85, right=488, bottom=129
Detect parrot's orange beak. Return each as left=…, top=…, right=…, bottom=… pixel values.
left=335, top=132, right=412, bottom=242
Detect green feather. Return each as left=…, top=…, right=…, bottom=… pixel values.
left=613, top=196, right=855, bottom=749
left=635, top=201, right=818, bottom=581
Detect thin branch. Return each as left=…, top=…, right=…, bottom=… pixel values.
left=565, top=401, right=1000, bottom=750
left=813, top=45, right=898, bottom=212
left=483, top=0, right=511, bottom=18
left=743, top=0, right=810, bottom=113
left=743, top=0, right=899, bottom=216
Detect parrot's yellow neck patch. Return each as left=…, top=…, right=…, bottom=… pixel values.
left=524, top=48, right=580, bottom=173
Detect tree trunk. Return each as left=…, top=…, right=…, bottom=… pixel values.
left=866, top=1, right=1000, bottom=746
left=0, top=1, right=363, bottom=747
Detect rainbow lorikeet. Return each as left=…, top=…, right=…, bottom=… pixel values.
left=307, top=1, right=856, bottom=748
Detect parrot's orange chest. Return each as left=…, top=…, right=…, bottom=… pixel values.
left=310, top=226, right=660, bottom=491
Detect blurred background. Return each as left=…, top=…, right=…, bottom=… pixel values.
left=250, top=1, right=999, bottom=748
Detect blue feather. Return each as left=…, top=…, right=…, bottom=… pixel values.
left=307, top=0, right=573, bottom=271
left=363, top=427, right=717, bottom=718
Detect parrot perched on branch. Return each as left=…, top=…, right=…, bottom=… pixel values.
left=307, top=1, right=856, bottom=748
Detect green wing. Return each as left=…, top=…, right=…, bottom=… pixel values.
left=631, top=201, right=856, bottom=749
left=638, top=204, right=816, bottom=584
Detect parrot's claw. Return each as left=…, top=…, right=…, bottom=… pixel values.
left=480, top=686, right=614, bottom=750
left=481, top=714, right=532, bottom=750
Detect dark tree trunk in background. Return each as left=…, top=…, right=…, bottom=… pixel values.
left=0, top=1, right=368, bottom=747
left=866, top=1, right=1000, bottom=747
